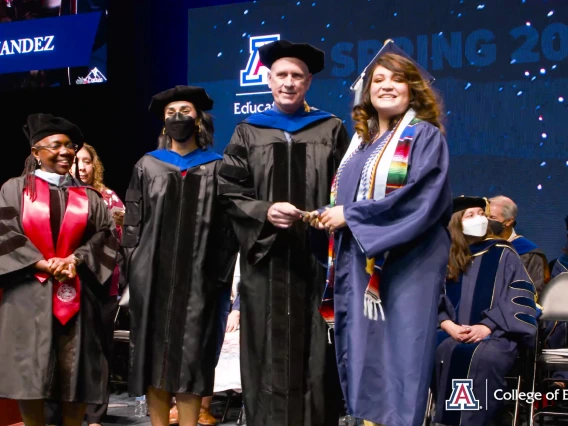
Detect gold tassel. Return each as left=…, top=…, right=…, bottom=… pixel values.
left=483, top=197, right=491, bottom=216
left=303, top=101, right=311, bottom=112
left=366, top=257, right=375, bottom=275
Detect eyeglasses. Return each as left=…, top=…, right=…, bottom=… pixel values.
left=35, top=142, right=78, bottom=151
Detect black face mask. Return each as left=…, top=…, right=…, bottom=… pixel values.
left=488, top=219, right=505, bottom=236
left=165, top=113, right=196, bottom=142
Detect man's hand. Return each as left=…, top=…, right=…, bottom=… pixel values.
left=267, top=202, right=304, bottom=229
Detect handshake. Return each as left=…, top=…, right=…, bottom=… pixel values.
left=267, top=202, right=346, bottom=233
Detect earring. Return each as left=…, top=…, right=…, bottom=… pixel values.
left=37, top=159, right=41, bottom=166
left=162, top=127, right=166, bottom=135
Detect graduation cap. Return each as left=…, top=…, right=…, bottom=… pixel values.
left=23, top=113, right=84, bottom=150
left=351, top=39, right=435, bottom=105
left=453, top=196, right=491, bottom=215
left=149, top=85, right=214, bottom=118
left=259, top=40, right=325, bottom=74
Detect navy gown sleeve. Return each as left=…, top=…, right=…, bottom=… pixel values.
left=343, top=123, right=452, bottom=259
left=478, top=247, right=538, bottom=347
left=551, top=255, right=568, bottom=279
left=438, top=287, right=456, bottom=324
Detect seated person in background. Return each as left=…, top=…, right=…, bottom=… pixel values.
left=433, top=196, right=537, bottom=426
left=489, top=195, right=550, bottom=293
left=550, top=216, right=568, bottom=278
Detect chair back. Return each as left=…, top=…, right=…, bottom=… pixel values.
left=538, top=273, right=568, bottom=321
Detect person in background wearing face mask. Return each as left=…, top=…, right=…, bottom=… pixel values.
left=433, top=196, right=537, bottom=426
left=488, top=195, right=550, bottom=293
left=121, top=86, right=238, bottom=426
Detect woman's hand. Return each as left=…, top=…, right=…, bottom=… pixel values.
left=226, top=310, right=240, bottom=333
left=47, top=255, right=77, bottom=282
left=112, top=210, right=125, bottom=227
left=462, top=324, right=492, bottom=344
left=320, top=206, right=347, bottom=233
left=441, top=320, right=469, bottom=342
left=34, top=260, right=51, bottom=273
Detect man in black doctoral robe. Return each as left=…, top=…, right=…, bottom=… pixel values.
left=218, top=40, right=350, bottom=426
left=488, top=195, right=550, bottom=293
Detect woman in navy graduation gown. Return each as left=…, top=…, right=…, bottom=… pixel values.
left=122, top=86, right=237, bottom=426
left=434, top=196, right=538, bottom=426
left=307, top=40, right=452, bottom=426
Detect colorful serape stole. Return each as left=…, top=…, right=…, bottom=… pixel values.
left=364, top=119, right=419, bottom=321
left=319, top=114, right=421, bottom=332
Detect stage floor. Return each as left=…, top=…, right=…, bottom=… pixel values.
left=104, top=392, right=242, bottom=426
left=102, top=392, right=568, bottom=426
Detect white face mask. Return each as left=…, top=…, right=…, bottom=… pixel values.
left=462, top=215, right=488, bottom=237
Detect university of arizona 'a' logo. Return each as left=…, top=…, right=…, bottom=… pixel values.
left=240, top=34, right=280, bottom=87
left=445, top=379, right=480, bottom=411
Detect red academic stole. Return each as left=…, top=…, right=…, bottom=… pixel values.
left=22, top=177, right=89, bottom=325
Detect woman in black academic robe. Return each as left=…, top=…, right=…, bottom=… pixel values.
left=434, top=197, right=537, bottom=426
left=0, top=114, right=118, bottom=426
left=122, top=86, right=237, bottom=426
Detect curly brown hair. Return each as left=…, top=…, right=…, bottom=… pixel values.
left=80, top=143, right=106, bottom=192
left=352, top=53, right=445, bottom=143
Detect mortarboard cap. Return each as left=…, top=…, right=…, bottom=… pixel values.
left=149, top=85, right=214, bottom=118
left=23, top=113, right=84, bottom=150
left=351, top=39, right=435, bottom=105
left=259, top=40, right=325, bottom=74
left=452, top=195, right=491, bottom=215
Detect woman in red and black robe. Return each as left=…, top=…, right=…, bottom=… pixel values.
left=0, top=113, right=118, bottom=426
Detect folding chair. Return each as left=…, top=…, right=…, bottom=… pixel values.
left=531, top=273, right=568, bottom=425
left=505, top=343, right=537, bottom=426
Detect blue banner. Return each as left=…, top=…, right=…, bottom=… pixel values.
left=0, top=12, right=101, bottom=74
